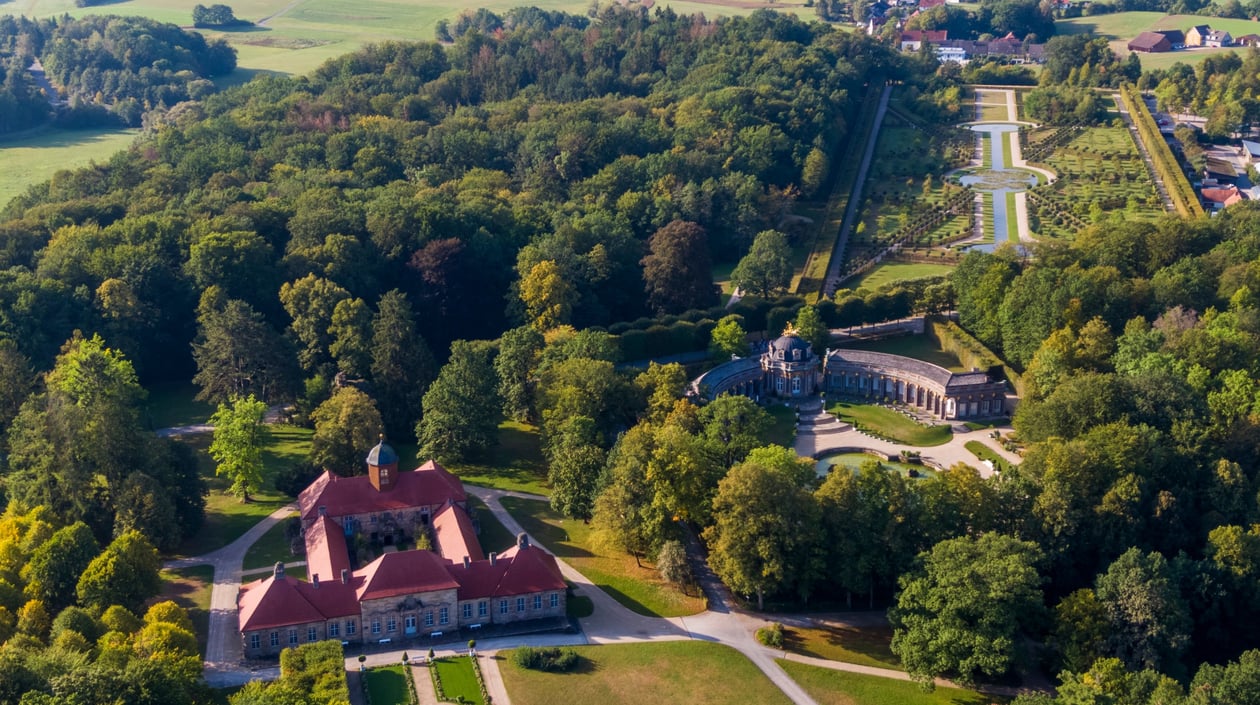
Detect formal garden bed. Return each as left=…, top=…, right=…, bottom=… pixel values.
left=1027, top=124, right=1164, bottom=239
left=364, top=664, right=415, bottom=705
left=432, top=656, right=485, bottom=705
left=500, top=497, right=706, bottom=618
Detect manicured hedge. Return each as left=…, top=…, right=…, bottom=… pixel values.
left=1119, top=84, right=1203, bottom=219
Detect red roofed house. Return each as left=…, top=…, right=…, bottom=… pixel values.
left=238, top=439, right=566, bottom=658
left=1202, top=185, right=1243, bottom=210
left=899, top=29, right=947, bottom=52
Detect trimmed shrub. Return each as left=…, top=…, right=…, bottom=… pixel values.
left=511, top=646, right=581, bottom=672
left=756, top=623, right=785, bottom=648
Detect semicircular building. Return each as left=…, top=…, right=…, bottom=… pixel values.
left=694, top=331, right=1008, bottom=421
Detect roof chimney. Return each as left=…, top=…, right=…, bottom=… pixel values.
left=340, top=568, right=349, bottom=584
left=463, top=556, right=470, bottom=569
left=489, top=552, right=497, bottom=566
left=312, top=573, right=320, bottom=588
left=273, top=562, right=285, bottom=579
left=517, top=533, right=529, bottom=549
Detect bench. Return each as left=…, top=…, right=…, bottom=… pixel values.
left=378, top=638, right=392, bottom=645
left=429, top=631, right=444, bottom=638
left=467, top=623, right=482, bottom=630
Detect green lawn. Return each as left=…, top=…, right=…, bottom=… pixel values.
left=850, top=263, right=955, bottom=292
left=173, top=425, right=309, bottom=557
left=779, top=660, right=991, bottom=705
left=827, top=402, right=952, bottom=447
left=964, top=440, right=1015, bottom=473
left=502, top=642, right=793, bottom=705
left=144, top=381, right=215, bottom=429
left=156, top=565, right=215, bottom=658
left=241, top=512, right=300, bottom=571
left=397, top=421, right=549, bottom=496
left=0, top=127, right=140, bottom=210
left=838, top=336, right=967, bottom=373
left=434, top=657, right=484, bottom=705
left=364, top=665, right=412, bottom=705
left=763, top=404, right=798, bottom=449
left=781, top=624, right=901, bottom=671
left=468, top=496, right=516, bottom=554
left=500, top=497, right=706, bottom=618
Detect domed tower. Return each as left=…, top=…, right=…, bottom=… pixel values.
left=761, top=325, right=821, bottom=398
left=366, top=435, right=399, bottom=492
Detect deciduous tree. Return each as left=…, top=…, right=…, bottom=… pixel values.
left=730, top=230, right=792, bottom=299
left=416, top=340, right=500, bottom=462
left=76, top=531, right=161, bottom=613
left=310, top=387, right=383, bottom=474
left=641, top=220, right=717, bottom=315
left=370, top=290, right=436, bottom=440
left=709, top=315, right=750, bottom=359
left=21, top=522, right=99, bottom=614
left=209, top=395, right=268, bottom=502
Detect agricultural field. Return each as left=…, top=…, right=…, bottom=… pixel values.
left=0, top=127, right=140, bottom=210
left=502, top=642, right=794, bottom=705
left=1026, top=125, right=1163, bottom=239
left=1058, top=12, right=1260, bottom=68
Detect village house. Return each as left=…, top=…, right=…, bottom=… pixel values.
left=237, top=442, right=567, bottom=658
left=1186, top=25, right=1232, bottom=47
left=1128, top=31, right=1172, bottom=53
left=899, top=29, right=947, bottom=51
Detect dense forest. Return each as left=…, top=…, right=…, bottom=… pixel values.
left=6, top=3, right=1260, bottom=702
left=0, top=14, right=235, bottom=132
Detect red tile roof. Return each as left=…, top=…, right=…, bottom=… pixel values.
left=305, top=514, right=352, bottom=585
left=238, top=573, right=359, bottom=631
left=432, top=503, right=484, bottom=563
left=1203, top=185, right=1243, bottom=206
left=355, top=550, right=461, bottom=601
left=446, top=559, right=509, bottom=600
left=497, top=542, right=567, bottom=595
left=298, top=461, right=466, bottom=521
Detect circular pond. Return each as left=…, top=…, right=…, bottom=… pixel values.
left=815, top=452, right=936, bottom=479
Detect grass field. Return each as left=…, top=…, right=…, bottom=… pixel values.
left=396, top=421, right=549, bottom=496
left=364, top=665, right=412, bottom=705
left=434, top=657, right=484, bottom=705
left=500, top=497, right=706, bottom=618
left=241, top=512, right=300, bottom=571
left=778, top=660, right=991, bottom=705
left=827, top=402, right=952, bottom=447
left=173, top=425, right=310, bottom=557
left=781, top=624, right=901, bottom=670
left=850, top=263, right=955, bottom=292
left=144, top=381, right=215, bottom=429
left=964, top=440, right=1015, bottom=473
left=469, top=496, right=516, bottom=554
left=502, top=642, right=793, bottom=705
left=838, top=336, right=966, bottom=373
left=0, top=127, right=140, bottom=210
left=764, top=404, right=798, bottom=449
left=156, top=565, right=215, bottom=657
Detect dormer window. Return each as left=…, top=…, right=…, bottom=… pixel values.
left=793, top=349, right=802, bottom=361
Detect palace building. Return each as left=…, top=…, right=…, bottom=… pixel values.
left=694, top=329, right=1008, bottom=420
left=237, top=441, right=566, bottom=658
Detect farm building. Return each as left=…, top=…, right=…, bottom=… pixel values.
left=1128, top=31, right=1172, bottom=53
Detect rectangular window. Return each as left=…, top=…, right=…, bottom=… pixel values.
left=533, top=595, right=542, bottom=610
left=328, top=622, right=339, bottom=637
left=289, top=629, right=298, bottom=645
left=387, top=617, right=397, bottom=633
left=478, top=602, right=488, bottom=617
left=270, top=632, right=279, bottom=647
left=439, top=607, right=449, bottom=625
left=250, top=633, right=261, bottom=649
left=425, top=611, right=434, bottom=627
left=516, top=597, right=525, bottom=612
left=499, top=600, right=508, bottom=615
left=307, top=626, right=317, bottom=642
left=550, top=593, right=559, bottom=608
left=346, top=620, right=356, bottom=636
left=371, top=620, right=381, bottom=635
left=462, top=604, right=472, bottom=619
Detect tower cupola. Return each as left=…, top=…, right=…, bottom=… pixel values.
left=366, top=435, right=399, bottom=492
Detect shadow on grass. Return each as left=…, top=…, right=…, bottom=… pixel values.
left=593, top=583, right=656, bottom=617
